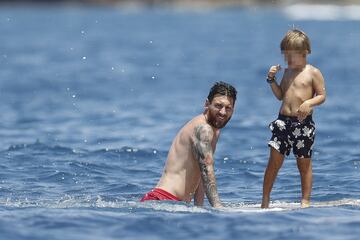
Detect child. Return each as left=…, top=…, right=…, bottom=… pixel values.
left=261, top=29, right=326, bottom=208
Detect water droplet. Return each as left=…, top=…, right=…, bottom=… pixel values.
left=82, top=56, right=86, bottom=60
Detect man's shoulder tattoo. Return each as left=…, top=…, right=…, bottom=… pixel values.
left=194, top=124, right=213, bottom=143
left=193, top=124, right=213, bottom=162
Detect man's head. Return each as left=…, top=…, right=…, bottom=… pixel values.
left=205, top=81, right=237, bottom=129
left=280, top=29, right=311, bottom=69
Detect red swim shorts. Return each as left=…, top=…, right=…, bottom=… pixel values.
left=140, top=188, right=181, bottom=202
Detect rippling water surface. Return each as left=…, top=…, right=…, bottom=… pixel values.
left=0, top=4, right=360, bottom=240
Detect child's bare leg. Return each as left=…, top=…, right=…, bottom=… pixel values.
left=296, top=158, right=312, bottom=208
left=261, top=148, right=285, bottom=208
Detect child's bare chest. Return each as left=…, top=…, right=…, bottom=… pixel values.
left=282, top=72, right=312, bottom=92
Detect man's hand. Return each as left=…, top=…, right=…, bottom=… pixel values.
left=297, top=101, right=312, bottom=121
left=213, top=202, right=224, bottom=208
left=268, top=64, right=281, bottom=78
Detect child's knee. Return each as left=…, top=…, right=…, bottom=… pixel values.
left=297, top=158, right=312, bottom=172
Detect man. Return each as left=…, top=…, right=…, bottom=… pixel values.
left=140, top=82, right=237, bottom=208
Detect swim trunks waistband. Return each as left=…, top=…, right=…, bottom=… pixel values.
left=278, top=114, right=313, bottom=123
left=140, top=188, right=181, bottom=202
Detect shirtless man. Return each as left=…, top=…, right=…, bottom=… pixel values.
left=261, top=29, right=326, bottom=208
left=141, top=82, right=237, bottom=208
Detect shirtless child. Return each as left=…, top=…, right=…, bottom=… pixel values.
left=141, top=82, right=237, bottom=208
left=261, top=29, right=326, bottom=208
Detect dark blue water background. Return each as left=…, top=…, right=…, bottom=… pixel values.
left=0, top=4, right=360, bottom=240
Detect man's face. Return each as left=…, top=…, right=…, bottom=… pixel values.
left=283, top=50, right=307, bottom=69
left=205, top=94, right=234, bottom=129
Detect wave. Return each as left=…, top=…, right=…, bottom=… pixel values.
left=0, top=141, right=165, bottom=194
left=1, top=196, right=359, bottom=214
left=225, top=199, right=360, bottom=213
left=283, top=4, right=360, bottom=21
left=0, top=195, right=210, bottom=213
left=3, top=141, right=165, bottom=159
left=6, top=141, right=77, bottom=153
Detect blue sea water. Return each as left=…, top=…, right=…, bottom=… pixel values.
left=0, top=4, right=360, bottom=240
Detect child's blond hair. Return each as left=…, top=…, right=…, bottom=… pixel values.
left=280, top=29, right=311, bottom=54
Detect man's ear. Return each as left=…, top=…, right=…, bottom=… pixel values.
left=204, top=99, right=210, bottom=110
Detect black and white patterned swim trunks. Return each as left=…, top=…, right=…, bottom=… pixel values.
left=268, top=114, right=316, bottom=158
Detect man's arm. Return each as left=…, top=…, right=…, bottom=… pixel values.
left=194, top=178, right=204, bottom=206
left=193, top=124, right=223, bottom=208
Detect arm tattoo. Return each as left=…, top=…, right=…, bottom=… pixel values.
left=193, top=124, right=221, bottom=207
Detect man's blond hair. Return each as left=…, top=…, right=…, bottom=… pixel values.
left=280, top=29, right=311, bottom=54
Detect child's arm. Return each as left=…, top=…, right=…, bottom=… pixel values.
left=267, top=65, right=283, bottom=100
left=297, top=68, right=326, bottom=120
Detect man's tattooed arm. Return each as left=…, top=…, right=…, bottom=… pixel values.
left=194, top=178, right=204, bottom=206
left=193, top=124, right=223, bottom=208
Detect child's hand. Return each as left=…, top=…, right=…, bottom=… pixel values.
left=268, top=64, right=281, bottom=78
left=297, top=101, right=312, bottom=121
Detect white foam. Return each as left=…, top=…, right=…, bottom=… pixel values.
left=221, top=201, right=298, bottom=213
left=0, top=196, right=210, bottom=213
left=312, top=198, right=360, bottom=207
left=139, top=201, right=210, bottom=213
left=283, top=4, right=360, bottom=21
left=1, top=197, right=359, bottom=213
left=223, top=199, right=360, bottom=213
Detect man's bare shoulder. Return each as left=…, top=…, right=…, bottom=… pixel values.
left=178, top=115, right=209, bottom=140
left=186, top=115, right=207, bottom=128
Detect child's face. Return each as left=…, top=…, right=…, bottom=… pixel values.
left=282, top=50, right=307, bottom=69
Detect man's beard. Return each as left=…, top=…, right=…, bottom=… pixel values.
left=207, top=114, right=231, bottom=129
